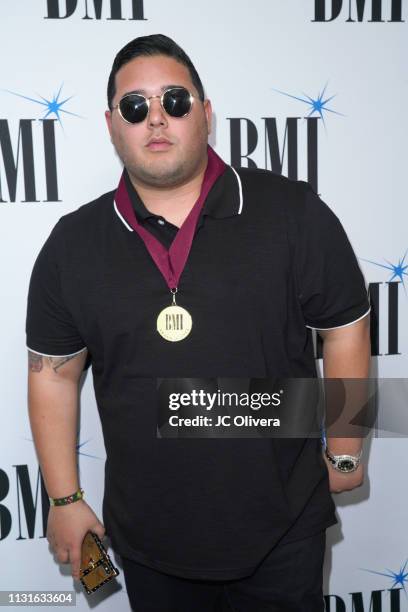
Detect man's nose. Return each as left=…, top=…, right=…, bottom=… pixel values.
left=147, top=97, right=168, bottom=128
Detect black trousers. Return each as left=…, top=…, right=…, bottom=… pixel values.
left=121, top=529, right=326, bottom=612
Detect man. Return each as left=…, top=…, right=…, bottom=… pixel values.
left=26, top=34, right=371, bottom=611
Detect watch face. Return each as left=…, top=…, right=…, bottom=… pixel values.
left=337, top=459, right=356, bottom=472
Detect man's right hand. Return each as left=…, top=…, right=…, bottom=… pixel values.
left=47, top=499, right=106, bottom=580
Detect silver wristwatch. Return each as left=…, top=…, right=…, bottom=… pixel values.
left=324, top=447, right=362, bottom=473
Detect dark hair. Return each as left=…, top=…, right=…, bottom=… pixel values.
left=107, top=33, right=205, bottom=110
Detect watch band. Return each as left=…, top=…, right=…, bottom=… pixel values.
left=324, top=447, right=362, bottom=473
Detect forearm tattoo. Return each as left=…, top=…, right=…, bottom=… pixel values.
left=28, top=350, right=76, bottom=373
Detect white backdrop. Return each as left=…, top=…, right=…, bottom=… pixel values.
left=0, top=1, right=407, bottom=610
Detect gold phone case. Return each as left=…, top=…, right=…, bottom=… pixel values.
left=79, top=531, right=119, bottom=595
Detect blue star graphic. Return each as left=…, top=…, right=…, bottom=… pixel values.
left=361, top=559, right=408, bottom=596
left=271, top=81, right=344, bottom=130
left=24, top=435, right=102, bottom=460
left=4, top=84, right=81, bottom=128
left=76, top=437, right=103, bottom=460
left=360, top=249, right=408, bottom=295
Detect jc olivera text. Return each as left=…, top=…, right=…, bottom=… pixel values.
left=168, top=415, right=281, bottom=427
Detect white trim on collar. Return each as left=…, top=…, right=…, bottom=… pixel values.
left=113, top=165, right=243, bottom=227
left=113, top=199, right=134, bottom=232
left=230, top=166, right=243, bottom=214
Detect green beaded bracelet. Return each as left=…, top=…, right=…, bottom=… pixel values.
left=49, top=487, right=84, bottom=506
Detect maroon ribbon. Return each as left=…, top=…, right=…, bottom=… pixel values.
left=115, top=145, right=226, bottom=290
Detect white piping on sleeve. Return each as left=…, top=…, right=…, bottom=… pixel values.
left=26, top=345, right=87, bottom=358
left=305, top=306, right=371, bottom=331
left=230, top=167, right=243, bottom=214
left=113, top=199, right=134, bottom=231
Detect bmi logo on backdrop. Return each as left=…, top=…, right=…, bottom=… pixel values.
left=229, top=82, right=405, bottom=361
left=42, top=1, right=406, bottom=22
left=313, top=0, right=405, bottom=21
left=44, top=0, right=145, bottom=20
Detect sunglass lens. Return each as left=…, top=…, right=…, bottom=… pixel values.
left=163, top=88, right=192, bottom=118
left=119, top=94, right=148, bottom=123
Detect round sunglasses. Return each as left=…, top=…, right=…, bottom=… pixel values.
left=112, top=86, right=197, bottom=124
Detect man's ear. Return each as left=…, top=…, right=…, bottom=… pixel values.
left=203, top=99, right=212, bottom=135
left=105, top=109, right=113, bottom=140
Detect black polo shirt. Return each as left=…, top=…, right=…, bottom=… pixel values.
left=25, top=161, right=370, bottom=580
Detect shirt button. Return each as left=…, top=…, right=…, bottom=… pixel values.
left=157, top=218, right=165, bottom=225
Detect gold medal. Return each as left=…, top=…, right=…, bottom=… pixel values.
left=157, top=288, right=192, bottom=342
